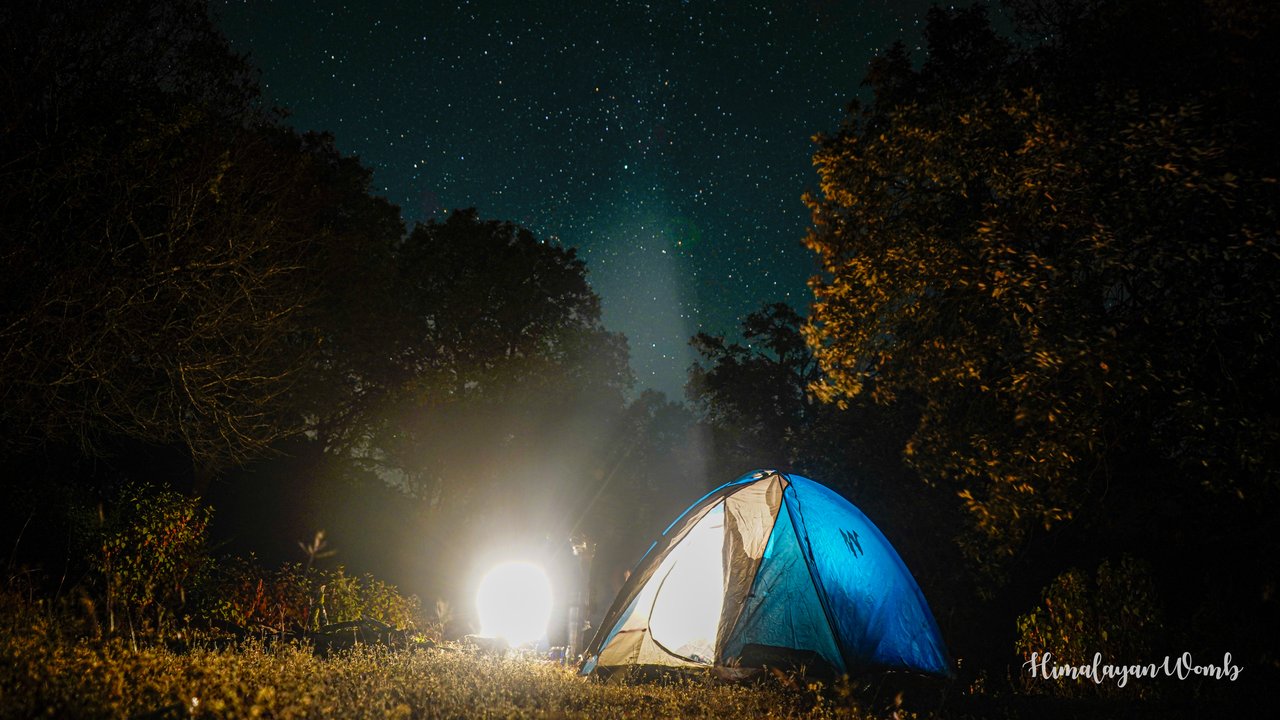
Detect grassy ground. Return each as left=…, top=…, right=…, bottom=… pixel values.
left=6, top=630, right=1258, bottom=719
left=0, top=636, right=893, bottom=720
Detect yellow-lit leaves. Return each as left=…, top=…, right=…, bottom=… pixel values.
left=805, top=69, right=1280, bottom=580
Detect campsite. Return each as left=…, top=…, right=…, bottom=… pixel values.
left=2, top=1, right=1277, bottom=718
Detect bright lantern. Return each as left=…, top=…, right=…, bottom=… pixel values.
left=476, top=561, right=553, bottom=646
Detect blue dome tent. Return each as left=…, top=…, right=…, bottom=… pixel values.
left=580, top=470, right=951, bottom=679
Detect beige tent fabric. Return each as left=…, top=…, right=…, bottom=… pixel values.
left=715, top=475, right=785, bottom=658
left=596, top=501, right=727, bottom=668
left=593, top=477, right=788, bottom=670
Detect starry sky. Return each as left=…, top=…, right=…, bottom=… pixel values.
left=214, top=0, right=936, bottom=399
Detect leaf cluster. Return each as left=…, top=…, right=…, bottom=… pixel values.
left=94, top=483, right=213, bottom=633
left=688, top=303, right=817, bottom=470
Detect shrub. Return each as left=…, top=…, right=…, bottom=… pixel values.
left=197, top=556, right=312, bottom=631
left=198, top=558, right=423, bottom=633
left=1015, top=555, right=1164, bottom=698
left=322, top=568, right=423, bottom=630
left=95, top=483, right=212, bottom=636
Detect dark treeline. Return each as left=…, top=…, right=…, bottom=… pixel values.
left=2, top=0, right=1277, bottom=714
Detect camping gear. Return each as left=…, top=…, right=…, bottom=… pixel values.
left=580, top=470, right=950, bottom=678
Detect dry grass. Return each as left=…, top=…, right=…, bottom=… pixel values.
left=0, top=634, right=891, bottom=719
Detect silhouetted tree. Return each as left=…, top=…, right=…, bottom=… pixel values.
left=0, top=1, right=403, bottom=468
left=343, top=210, right=632, bottom=523
left=687, top=303, right=817, bottom=472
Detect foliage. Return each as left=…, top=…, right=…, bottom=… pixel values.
left=83, top=485, right=421, bottom=638
left=198, top=557, right=423, bottom=633
left=343, top=208, right=634, bottom=544
left=0, top=1, right=403, bottom=467
left=688, top=303, right=817, bottom=471
left=389, top=208, right=631, bottom=415
left=395, top=208, right=628, bottom=401
left=802, top=2, right=1280, bottom=579
left=95, top=484, right=212, bottom=634
left=1015, top=556, right=1165, bottom=699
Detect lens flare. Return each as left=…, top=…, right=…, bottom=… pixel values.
left=476, top=561, right=553, bottom=646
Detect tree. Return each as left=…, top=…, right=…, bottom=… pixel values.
left=687, top=303, right=818, bottom=471
left=350, top=209, right=633, bottom=520
left=0, top=1, right=403, bottom=468
left=803, top=3, right=1280, bottom=578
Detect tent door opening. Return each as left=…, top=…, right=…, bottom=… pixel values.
left=647, top=503, right=726, bottom=663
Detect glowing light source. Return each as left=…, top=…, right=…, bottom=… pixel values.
left=476, top=561, right=553, bottom=646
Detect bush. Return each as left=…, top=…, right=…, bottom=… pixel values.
left=198, top=558, right=423, bottom=633
left=94, top=483, right=212, bottom=636
left=1015, top=555, right=1164, bottom=698
left=86, top=484, right=423, bottom=640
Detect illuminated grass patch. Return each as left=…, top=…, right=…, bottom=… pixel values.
left=0, top=637, right=881, bottom=719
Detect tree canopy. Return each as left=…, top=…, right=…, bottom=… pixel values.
left=0, top=0, right=671, bottom=623
left=349, top=209, right=633, bottom=514
left=687, top=302, right=816, bottom=472
left=0, top=0, right=403, bottom=467
left=803, top=2, right=1280, bottom=574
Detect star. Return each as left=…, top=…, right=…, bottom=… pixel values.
left=214, top=0, right=939, bottom=399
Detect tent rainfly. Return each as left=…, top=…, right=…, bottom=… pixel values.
left=580, top=470, right=951, bottom=679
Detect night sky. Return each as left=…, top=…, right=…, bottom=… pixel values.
left=215, top=0, right=936, bottom=399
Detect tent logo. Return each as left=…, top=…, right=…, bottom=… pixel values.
left=840, top=528, right=864, bottom=558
